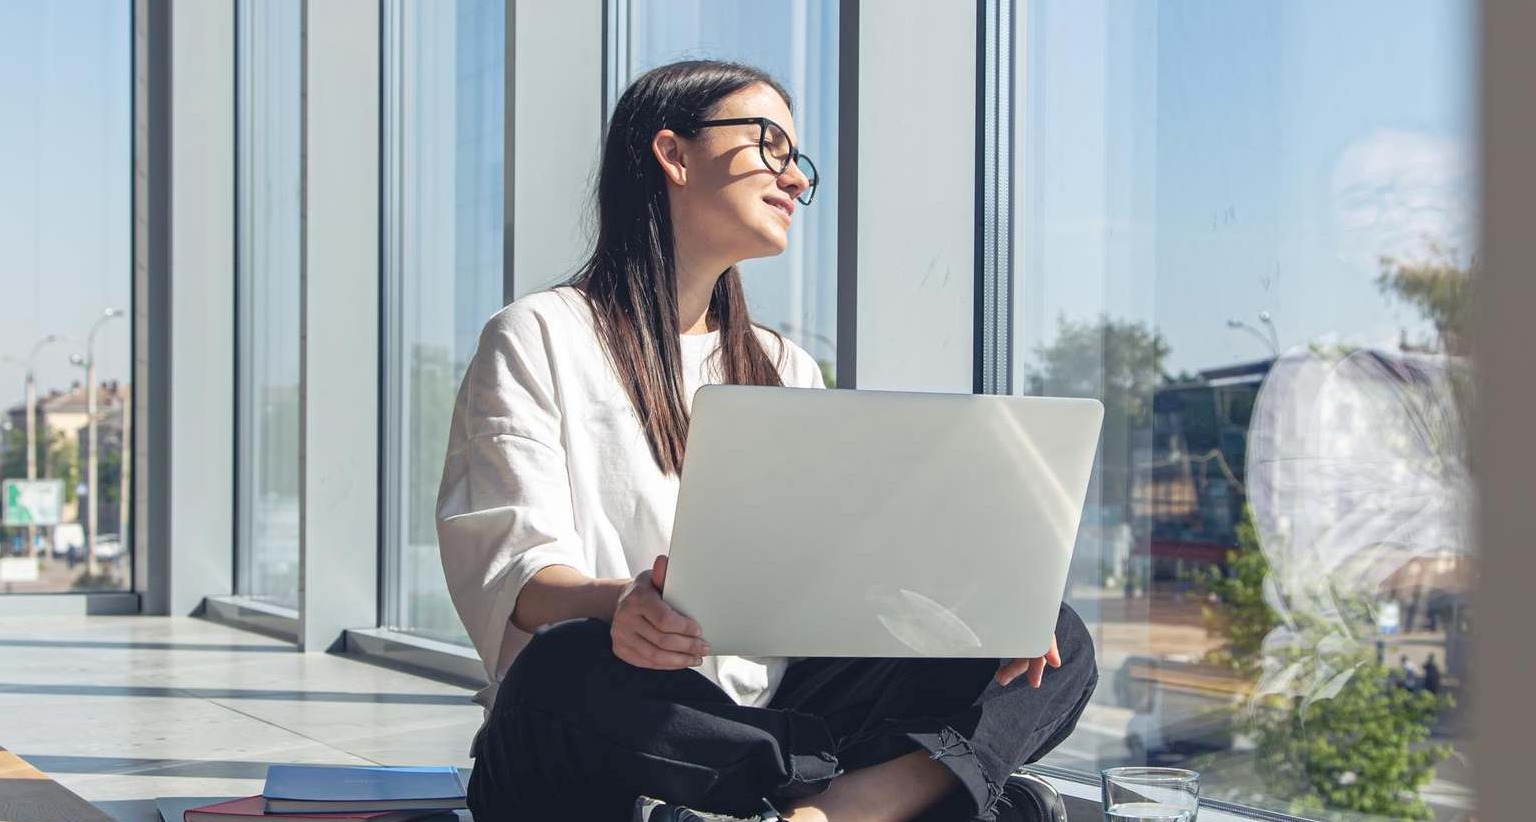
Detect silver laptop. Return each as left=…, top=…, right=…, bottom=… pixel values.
left=663, top=385, right=1103, bottom=659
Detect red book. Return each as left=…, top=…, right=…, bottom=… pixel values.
left=183, top=796, right=450, bottom=822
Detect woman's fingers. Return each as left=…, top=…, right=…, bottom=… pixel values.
left=652, top=555, right=669, bottom=591
left=624, top=561, right=702, bottom=637
left=638, top=589, right=704, bottom=638
left=996, top=642, right=1059, bottom=688
left=611, top=587, right=707, bottom=669
left=612, top=633, right=702, bottom=670
left=995, top=658, right=1030, bottom=687
left=633, top=619, right=711, bottom=657
left=1028, top=655, right=1047, bottom=688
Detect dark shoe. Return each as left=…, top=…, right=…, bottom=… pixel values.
left=992, top=772, right=1069, bottom=822
left=632, top=795, right=785, bottom=822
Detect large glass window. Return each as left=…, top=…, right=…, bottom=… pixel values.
left=1015, top=3, right=1477, bottom=819
left=378, top=0, right=835, bottom=644
left=0, top=2, right=132, bottom=594
left=381, top=0, right=505, bottom=644
left=623, top=0, right=839, bottom=386
left=235, top=0, right=303, bottom=610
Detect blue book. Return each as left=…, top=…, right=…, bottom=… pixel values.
left=262, top=764, right=467, bottom=814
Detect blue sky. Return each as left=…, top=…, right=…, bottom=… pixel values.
left=1022, top=0, right=1476, bottom=374
left=0, top=1, right=131, bottom=413
left=0, top=0, right=1477, bottom=410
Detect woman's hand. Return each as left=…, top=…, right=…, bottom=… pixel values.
left=996, top=635, right=1061, bottom=688
left=611, top=555, right=710, bottom=670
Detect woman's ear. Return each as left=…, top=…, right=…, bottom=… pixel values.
left=652, top=129, right=688, bottom=187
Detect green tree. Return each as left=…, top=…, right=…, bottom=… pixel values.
left=1201, top=505, right=1275, bottom=677
left=0, top=427, right=26, bottom=544
left=0, top=426, right=80, bottom=544
left=408, top=344, right=457, bottom=547
left=1378, top=247, right=1477, bottom=472
left=1025, top=314, right=1170, bottom=513
left=1200, top=502, right=1455, bottom=819
left=48, top=430, right=80, bottom=505
left=1252, top=665, right=1452, bottom=820
left=1, top=427, right=79, bottom=502
left=1, top=425, right=48, bottom=481
left=1377, top=247, right=1474, bottom=357
left=815, top=358, right=835, bottom=389
left=99, top=440, right=122, bottom=508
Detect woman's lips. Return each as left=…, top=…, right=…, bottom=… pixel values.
left=766, top=199, right=793, bottom=222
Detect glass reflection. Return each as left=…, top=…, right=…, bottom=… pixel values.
left=235, top=0, right=302, bottom=609
left=381, top=0, right=504, bottom=643
left=1017, top=2, right=1477, bottom=819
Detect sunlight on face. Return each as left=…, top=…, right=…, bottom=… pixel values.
left=675, top=83, right=814, bottom=262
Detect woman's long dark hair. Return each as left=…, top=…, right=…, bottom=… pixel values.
left=563, top=60, right=792, bottom=476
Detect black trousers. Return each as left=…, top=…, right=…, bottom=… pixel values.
left=469, top=604, right=1097, bottom=822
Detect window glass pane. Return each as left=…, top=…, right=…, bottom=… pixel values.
left=235, top=0, right=302, bottom=610
left=0, top=3, right=132, bottom=593
left=626, top=0, right=839, bottom=386
left=1015, top=3, right=1477, bottom=819
left=381, top=0, right=504, bottom=644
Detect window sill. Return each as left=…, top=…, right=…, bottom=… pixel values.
left=1027, top=764, right=1317, bottom=822
left=202, top=595, right=299, bottom=643
left=0, top=590, right=139, bottom=616
left=343, top=627, right=488, bottom=690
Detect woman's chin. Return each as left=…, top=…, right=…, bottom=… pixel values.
left=754, top=224, right=790, bottom=255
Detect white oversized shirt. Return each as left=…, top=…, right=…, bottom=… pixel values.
left=436, top=285, right=827, bottom=726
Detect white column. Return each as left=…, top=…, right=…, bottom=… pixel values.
left=163, top=0, right=236, bottom=615
left=840, top=0, right=976, bottom=392
left=509, top=0, right=605, bottom=299
left=298, top=0, right=381, bottom=651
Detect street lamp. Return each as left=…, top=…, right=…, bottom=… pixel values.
left=2, top=333, right=65, bottom=558
left=1256, top=311, right=1280, bottom=353
left=1225, top=315, right=1279, bottom=357
left=69, top=308, right=123, bottom=577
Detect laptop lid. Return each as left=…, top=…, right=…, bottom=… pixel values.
left=663, top=386, right=1103, bottom=658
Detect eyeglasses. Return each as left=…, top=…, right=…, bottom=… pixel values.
left=685, top=116, right=820, bottom=206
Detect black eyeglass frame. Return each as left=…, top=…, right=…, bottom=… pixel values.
left=684, top=116, right=820, bottom=206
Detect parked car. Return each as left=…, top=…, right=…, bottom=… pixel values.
left=95, top=534, right=124, bottom=562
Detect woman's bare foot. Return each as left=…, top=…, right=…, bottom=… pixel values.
left=782, top=750, right=958, bottom=822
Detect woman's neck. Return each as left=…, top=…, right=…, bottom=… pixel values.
left=672, top=235, right=733, bottom=335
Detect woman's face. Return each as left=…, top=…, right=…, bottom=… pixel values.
left=654, top=83, right=815, bottom=262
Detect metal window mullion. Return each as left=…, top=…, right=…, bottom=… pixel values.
left=502, top=0, right=515, bottom=302
left=379, top=0, right=402, bottom=632
left=602, top=0, right=631, bottom=121
left=976, top=0, right=1013, bottom=395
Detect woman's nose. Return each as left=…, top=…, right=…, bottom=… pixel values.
left=780, top=163, right=810, bottom=199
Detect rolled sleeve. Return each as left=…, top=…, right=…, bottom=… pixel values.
left=436, top=306, right=587, bottom=685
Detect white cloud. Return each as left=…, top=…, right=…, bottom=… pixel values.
left=1330, top=129, right=1476, bottom=271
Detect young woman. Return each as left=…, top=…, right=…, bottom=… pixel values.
left=437, top=60, right=1097, bottom=822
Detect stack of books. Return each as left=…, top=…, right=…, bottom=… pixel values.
left=179, top=764, right=468, bottom=821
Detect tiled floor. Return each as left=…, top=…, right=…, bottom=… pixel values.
left=0, top=615, right=483, bottom=822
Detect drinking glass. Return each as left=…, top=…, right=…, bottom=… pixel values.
left=1101, top=767, right=1199, bottom=822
